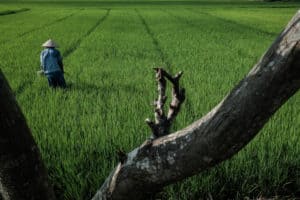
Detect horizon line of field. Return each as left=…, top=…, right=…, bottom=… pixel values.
left=13, top=8, right=274, bottom=96
left=2, top=1, right=300, bottom=8
left=14, top=9, right=110, bottom=96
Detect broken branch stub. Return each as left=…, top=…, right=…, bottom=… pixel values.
left=146, top=68, right=185, bottom=138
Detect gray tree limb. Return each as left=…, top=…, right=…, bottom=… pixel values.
left=146, top=68, right=185, bottom=137
left=0, top=70, right=56, bottom=200
left=92, top=10, right=300, bottom=200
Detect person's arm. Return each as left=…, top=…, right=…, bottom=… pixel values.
left=40, top=51, right=45, bottom=71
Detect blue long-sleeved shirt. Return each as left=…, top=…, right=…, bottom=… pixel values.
left=40, top=48, right=63, bottom=74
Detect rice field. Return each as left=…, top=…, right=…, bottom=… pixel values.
left=0, top=1, right=300, bottom=199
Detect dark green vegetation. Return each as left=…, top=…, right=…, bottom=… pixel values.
left=0, top=1, right=299, bottom=199
left=0, top=8, right=29, bottom=16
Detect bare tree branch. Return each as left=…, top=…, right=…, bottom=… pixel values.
left=92, top=10, right=300, bottom=200
left=154, top=67, right=167, bottom=122
left=166, top=70, right=185, bottom=123
left=146, top=68, right=185, bottom=138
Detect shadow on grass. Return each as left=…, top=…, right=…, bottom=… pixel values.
left=0, top=8, right=30, bottom=16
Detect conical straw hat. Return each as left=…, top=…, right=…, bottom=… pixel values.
left=42, top=39, right=58, bottom=48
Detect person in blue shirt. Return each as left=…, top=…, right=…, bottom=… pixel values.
left=40, top=39, right=66, bottom=88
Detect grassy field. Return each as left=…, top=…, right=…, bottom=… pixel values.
left=0, top=1, right=300, bottom=199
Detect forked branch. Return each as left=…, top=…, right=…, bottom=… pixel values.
left=146, top=68, right=185, bottom=138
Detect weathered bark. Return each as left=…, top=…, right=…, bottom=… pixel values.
left=146, top=68, right=185, bottom=137
left=0, top=70, right=56, bottom=200
left=92, top=10, right=300, bottom=200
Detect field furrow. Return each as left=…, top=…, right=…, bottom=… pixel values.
left=138, top=9, right=199, bottom=131
left=189, top=9, right=276, bottom=36
left=0, top=8, right=32, bottom=25
left=18, top=12, right=77, bottom=37
left=0, top=8, right=29, bottom=16
left=0, top=9, right=78, bottom=44
left=135, top=9, right=172, bottom=70
left=63, top=9, right=111, bottom=58
left=22, top=9, right=162, bottom=199
left=14, top=9, right=110, bottom=96
left=203, top=7, right=298, bottom=34
left=140, top=8, right=300, bottom=199
left=0, top=9, right=108, bottom=94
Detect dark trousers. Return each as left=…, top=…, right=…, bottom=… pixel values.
left=46, top=71, right=66, bottom=88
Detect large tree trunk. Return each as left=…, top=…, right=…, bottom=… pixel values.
left=92, top=10, right=300, bottom=200
left=0, top=70, right=56, bottom=200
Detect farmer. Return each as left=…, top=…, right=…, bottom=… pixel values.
left=40, top=39, right=66, bottom=88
